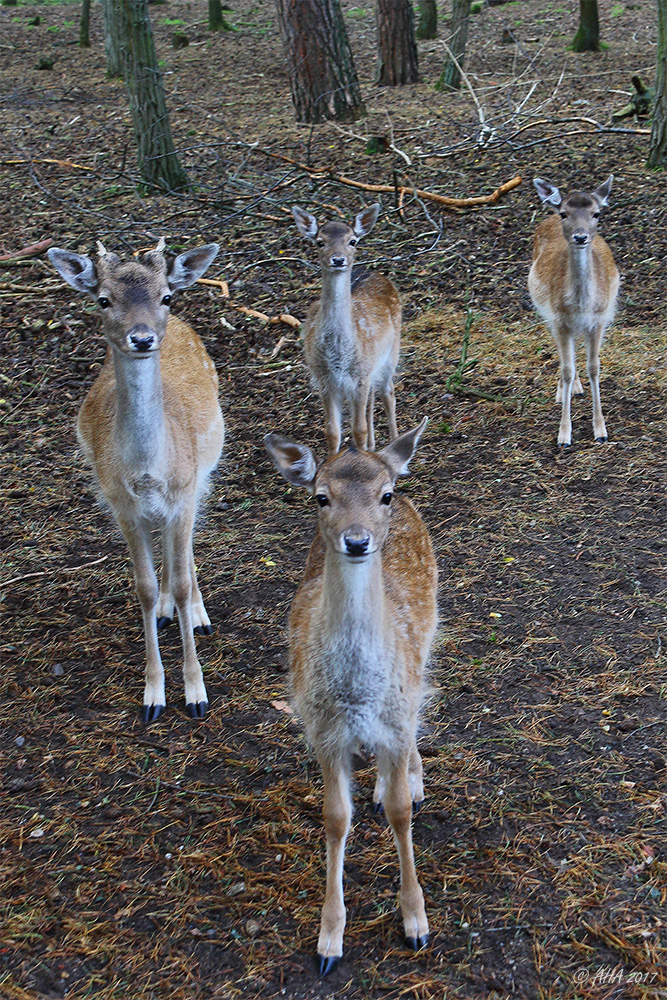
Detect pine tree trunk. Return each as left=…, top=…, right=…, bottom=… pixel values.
left=79, top=0, right=91, bottom=47
left=416, top=0, right=437, bottom=40
left=436, top=0, right=471, bottom=91
left=572, top=0, right=600, bottom=52
left=647, top=0, right=667, bottom=167
left=275, top=0, right=365, bottom=123
left=376, top=0, right=419, bottom=85
left=208, top=0, right=231, bottom=31
left=117, top=0, right=190, bottom=192
left=102, top=0, right=123, bottom=77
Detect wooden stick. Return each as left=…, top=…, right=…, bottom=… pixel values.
left=1, top=157, right=94, bottom=171
left=0, top=239, right=53, bottom=261
left=257, top=148, right=522, bottom=209
left=198, top=277, right=301, bottom=328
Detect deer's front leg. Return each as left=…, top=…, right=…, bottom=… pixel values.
left=322, top=393, right=342, bottom=456
left=351, top=380, right=371, bottom=451
left=317, top=756, right=352, bottom=976
left=164, top=508, right=208, bottom=719
left=120, top=518, right=165, bottom=722
left=380, top=752, right=429, bottom=951
left=586, top=325, right=608, bottom=442
left=553, top=330, right=576, bottom=447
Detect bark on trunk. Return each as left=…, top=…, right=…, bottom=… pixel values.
left=375, top=0, right=419, bottom=86
left=102, top=0, right=123, bottom=77
left=79, top=0, right=91, bottom=47
left=416, top=0, right=437, bottom=40
left=117, top=0, right=190, bottom=192
left=436, top=0, right=471, bottom=91
left=648, top=0, right=667, bottom=167
left=208, top=0, right=231, bottom=31
left=571, top=0, right=601, bottom=52
left=275, top=0, right=364, bottom=123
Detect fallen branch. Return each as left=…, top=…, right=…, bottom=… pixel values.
left=2, top=157, right=93, bottom=171
left=258, top=149, right=521, bottom=210
left=198, top=277, right=301, bottom=329
left=0, top=555, right=109, bottom=590
left=0, top=238, right=52, bottom=262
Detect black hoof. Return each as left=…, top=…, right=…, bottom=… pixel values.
left=141, top=703, right=166, bottom=724
left=194, top=623, right=213, bottom=636
left=317, top=954, right=340, bottom=977
left=558, top=442, right=571, bottom=450
left=413, top=799, right=424, bottom=814
left=595, top=436, right=608, bottom=443
left=186, top=700, right=208, bottom=720
left=372, top=801, right=384, bottom=816
left=405, top=933, right=429, bottom=951
left=156, top=616, right=173, bottom=632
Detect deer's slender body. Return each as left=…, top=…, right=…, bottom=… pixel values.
left=293, top=204, right=401, bottom=455
left=265, top=420, right=437, bottom=974
left=48, top=241, right=223, bottom=721
left=528, top=176, right=619, bottom=446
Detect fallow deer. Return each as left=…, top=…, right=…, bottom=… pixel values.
left=292, top=203, right=401, bottom=455
left=528, top=175, right=620, bottom=447
left=48, top=239, right=224, bottom=722
left=264, top=418, right=437, bottom=975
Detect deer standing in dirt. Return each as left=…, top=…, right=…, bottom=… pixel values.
left=528, top=175, right=620, bottom=447
left=292, top=203, right=401, bottom=455
left=264, top=418, right=437, bottom=975
left=48, top=240, right=223, bottom=722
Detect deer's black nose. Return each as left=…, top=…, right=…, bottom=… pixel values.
left=573, top=232, right=589, bottom=246
left=331, top=256, right=347, bottom=268
left=344, top=532, right=370, bottom=557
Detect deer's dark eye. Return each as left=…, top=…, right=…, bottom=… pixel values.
left=98, top=296, right=111, bottom=309
left=381, top=492, right=393, bottom=506
left=559, top=212, right=567, bottom=220
left=316, top=239, right=325, bottom=248
left=593, top=212, right=600, bottom=219
left=349, top=238, right=357, bottom=246
left=316, top=494, right=329, bottom=508
left=161, top=294, right=172, bottom=306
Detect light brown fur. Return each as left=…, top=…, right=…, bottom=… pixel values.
left=528, top=177, right=619, bottom=446
left=265, top=419, right=437, bottom=973
left=48, top=242, right=223, bottom=721
left=293, top=204, right=401, bottom=454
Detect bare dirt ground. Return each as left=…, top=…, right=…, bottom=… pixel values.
left=1, top=1, right=666, bottom=998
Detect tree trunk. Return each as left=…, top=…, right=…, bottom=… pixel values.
left=79, top=0, right=91, bottom=47
left=572, top=0, right=600, bottom=52
left=376, top=0, right=419, bottom=85
left=436, top=0, right=471, bottom=91
left=275, top=0, right=364, bottom=123
left=208, top=0, right=231, bottom=31
left=648, top=0, right=667, bottom=167
left=117, top=0, right=190, bottom=192
left=102, top=0, right=123, bottom=77
left=416, top=0, right=437, bottom=40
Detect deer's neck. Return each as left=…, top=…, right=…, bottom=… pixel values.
left=568, top=243, right=594, bottom=305
left=320, top=550, right=386, bottom=637
left=319, top=269, right=354, bottom=340
left=112, top=349, right=166, bottom=471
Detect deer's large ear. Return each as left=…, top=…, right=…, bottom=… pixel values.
left=379, top=417, right=428, bottom=479
left=353, top=203, right=381, bottom=238
left=47, top=248, right=98, bottom=295
left=593, top=175, right=613, bottom=207
left=167, top=244, right=219, bottom=290
left=533, top=178, right=562, bottom=208
left=292, top=206, right=319, bottom=240
left=264, top=433, right=318, bottom=491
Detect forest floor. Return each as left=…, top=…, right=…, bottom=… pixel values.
left=1, top=1, right=666, bottom=998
